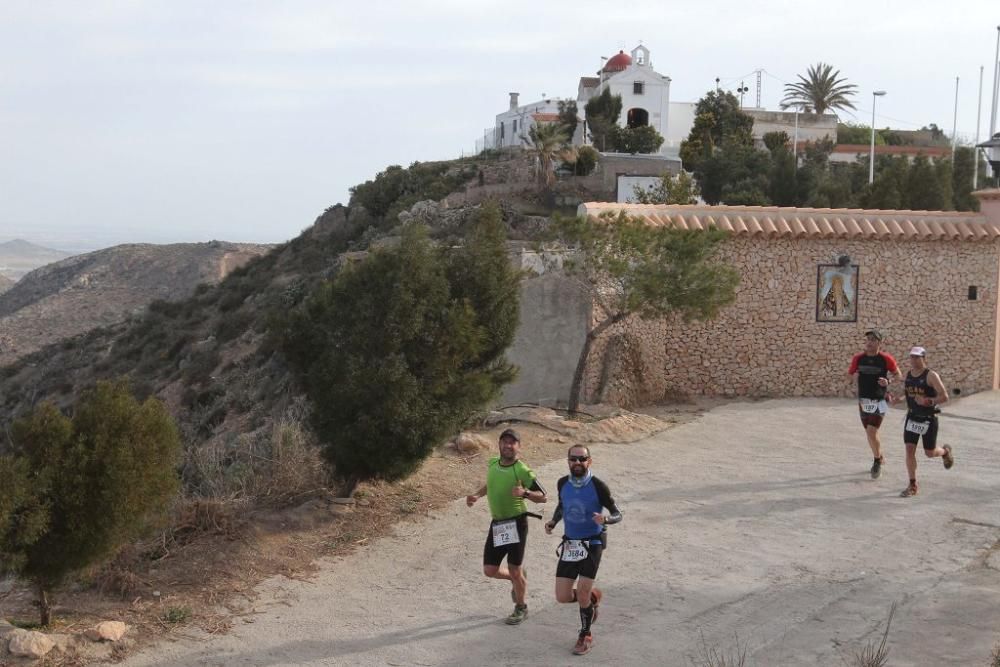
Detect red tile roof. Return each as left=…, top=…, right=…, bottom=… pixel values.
left=579, top=203, right=1000, bottom=241
left=823, top=144, right=952, bottom=157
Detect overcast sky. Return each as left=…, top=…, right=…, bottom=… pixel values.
left=1, top=1, right=999, bottom=251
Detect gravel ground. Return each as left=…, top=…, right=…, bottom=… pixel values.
left=121, top=392, right=1000, bottom=667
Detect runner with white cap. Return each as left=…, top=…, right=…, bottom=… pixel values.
left=895, top=346, right=954, bottom=497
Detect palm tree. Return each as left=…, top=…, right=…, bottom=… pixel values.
left=780, top=63, right=858, bottom=115
left=522, top=122, right=576, bottom=188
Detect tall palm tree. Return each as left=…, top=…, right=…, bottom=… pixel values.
left=780, top=63, right=858, bottom=115
left=522, top=122, right=575, bottom=188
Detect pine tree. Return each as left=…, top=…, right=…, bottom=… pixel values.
left=0, top=380, right=181, bottom=625
left=283, top=203, right=520, bottom=495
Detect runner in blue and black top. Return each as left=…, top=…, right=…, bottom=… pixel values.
left=545, top=445, right=622, bottom=656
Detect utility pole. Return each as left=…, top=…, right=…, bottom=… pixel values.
left=975, top=65, right=984, bottom=189
left=952, top=77, right=959, bottom=154
left=737, top=82, right=749, bottom=108
left=755, top=70, right=762, bottom=109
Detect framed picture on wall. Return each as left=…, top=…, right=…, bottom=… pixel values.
left=816, top=263, right=859, bottom=322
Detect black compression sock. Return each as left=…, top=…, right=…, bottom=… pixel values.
left=579, top=604, right=594, bottom=633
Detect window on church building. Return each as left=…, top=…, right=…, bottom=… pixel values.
left=633, top=82, right=644, bottom=95
left=513, top=119, right=517, bottom=133
left=500, top=122, right=505, bottom=139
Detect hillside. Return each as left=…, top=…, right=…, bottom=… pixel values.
left=0, top=274, right=12, bottom=294
left=0, top=238, right=73, bottom=280
left=0, top=241, right=272, bottom=366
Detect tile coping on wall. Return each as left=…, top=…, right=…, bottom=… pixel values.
left=578, top=202, right=1000, bottom=241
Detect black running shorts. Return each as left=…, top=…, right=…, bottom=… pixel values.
left=903, top=416, right=938, bottom=450
left=555, top=541, right=603, bottom=580
left=483, top=515, right=529, bottom=567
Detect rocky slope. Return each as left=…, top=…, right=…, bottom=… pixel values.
left=0, top=274, right=13, bottom=294
left=0, top=242, right=272, bottom=365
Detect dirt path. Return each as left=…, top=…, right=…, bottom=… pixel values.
left=122, top=393, right=1000, bottom=666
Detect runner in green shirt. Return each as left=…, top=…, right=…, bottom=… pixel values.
left=467, top=428, right=547, bottom=624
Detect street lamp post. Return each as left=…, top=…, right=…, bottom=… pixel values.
left=869, top=90, right=887, bottom=185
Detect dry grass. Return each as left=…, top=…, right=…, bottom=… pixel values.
left=990, top=642, right=1000, bottom=667
left=181, top=417, right=329, bottom=506
left=694, top=631, right=748, bottom=667
left=850, top=602, right=895, bottom=667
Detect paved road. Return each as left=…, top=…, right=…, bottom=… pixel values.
left=124, top=393, right=1000, bottom=666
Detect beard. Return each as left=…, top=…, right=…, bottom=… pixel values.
left=570, top=464, right=586, bottom=477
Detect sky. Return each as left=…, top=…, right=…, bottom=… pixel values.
left=1, top=1, right=999, bottom=252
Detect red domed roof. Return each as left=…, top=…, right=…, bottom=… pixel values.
left=603, top=50, right=632, bottom=72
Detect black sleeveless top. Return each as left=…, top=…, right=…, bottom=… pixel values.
left=904, top=369, right=937, bottom=419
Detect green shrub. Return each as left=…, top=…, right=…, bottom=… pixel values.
left=0, top=380, right=181, bottom=625
left=574, top=146, right=599, bottom=176
left=281, top=203, right=519, bottom=494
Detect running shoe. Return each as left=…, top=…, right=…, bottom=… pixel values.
left=505, top=605, right=527, bottom=625
left=870, top=457, right=884, bottom=480
left=590, top=588, right=603, bottom=625
left=942, top=445, right=954, bottom=470
left=900, top=482, right=919, bottom=498
left=573, top=632, right=593, bottom=655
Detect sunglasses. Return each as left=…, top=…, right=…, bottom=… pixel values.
left=568, top=455, right=590, bottom=463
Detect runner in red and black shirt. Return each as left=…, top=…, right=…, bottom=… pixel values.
left=847, top=329, right=902, bottom=479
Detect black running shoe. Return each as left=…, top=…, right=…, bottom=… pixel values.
left=870, top=457, right=884, bottom=480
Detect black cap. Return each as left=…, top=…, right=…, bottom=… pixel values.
left=499, top=428, right=520, bottom=443
left=864, top=328, right=883, bottom=341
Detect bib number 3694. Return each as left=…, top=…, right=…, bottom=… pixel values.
left=905, top=419, right=930, bottom=435
left=492, top=520, right=520, bottom=547
left=561, top=539, right=588, bottom=562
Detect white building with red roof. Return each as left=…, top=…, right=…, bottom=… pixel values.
left=479, top=44, right=675, bottom=157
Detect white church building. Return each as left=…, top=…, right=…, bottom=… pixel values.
left=480, top=45, right=677, bottom=158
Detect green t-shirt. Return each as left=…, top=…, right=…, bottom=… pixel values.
left=486, top=457, right=537, bottom=520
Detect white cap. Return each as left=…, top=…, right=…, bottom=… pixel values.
left=908, top=346, right=926, bottom=357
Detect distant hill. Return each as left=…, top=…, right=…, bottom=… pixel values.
left=0, top=239, right=74, bottom=280
left=0, top=241, right=272, bottom=365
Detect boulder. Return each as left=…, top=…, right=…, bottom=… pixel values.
left=8, top=628, right=54, bottom=659
left=85, top=621, right=128, bottom=642
left=452, top=432, right=491, bottom=454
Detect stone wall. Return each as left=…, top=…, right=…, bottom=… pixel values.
left=499, top=249, right=591, bottom=406
left=583, top=236, right=1000, bottom=405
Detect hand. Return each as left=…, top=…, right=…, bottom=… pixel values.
left=511, top=482, right=526, bottom=498
left=918, top=396, right=933, bottom=407
left=877, top=377, right=888, bottom=387
left=466, top=494, right=479, bottom=507
left=544, top=521, right=554, bottom=535
left=592, top=512, right=605, bottom=525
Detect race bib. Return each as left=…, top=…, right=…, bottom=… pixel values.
left=860, top=398, right=881, bottom=414
left=560, top=539, right=588, bottom=562
left=905, top=419, right=930, bottom=435
left=492, top=519, right=520, bottom=547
